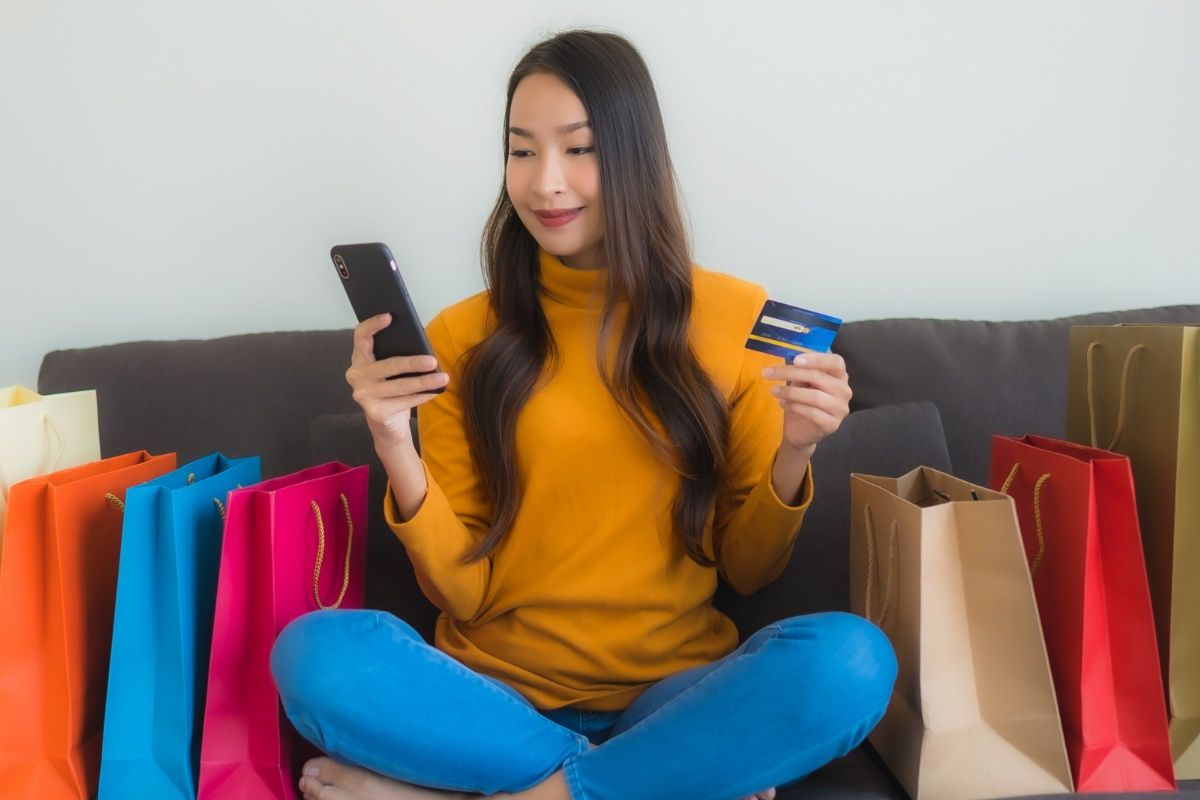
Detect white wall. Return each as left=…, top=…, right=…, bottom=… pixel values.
left=2, top=0, right=1198, bottom=388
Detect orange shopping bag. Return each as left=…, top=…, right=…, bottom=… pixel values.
left=0, top=451, right=176, bottom=799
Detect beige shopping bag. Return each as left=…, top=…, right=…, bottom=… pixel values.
left=0, top=387, right=100, bottom=535
left=1066, top=324, right=1200, bottom=776
left=850, top=467, right=1073, bottom=800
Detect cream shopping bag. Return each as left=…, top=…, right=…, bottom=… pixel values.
left=850, top=466, right=1073, bottom=800
left=1066, top=324, right=1200, bottom=776
left=0, top=387, right=101, bottom=535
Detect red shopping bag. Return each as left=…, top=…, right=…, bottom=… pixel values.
left=989, top=434, right=1175, bottom=792
left=197, top=462, right=367, bottom=800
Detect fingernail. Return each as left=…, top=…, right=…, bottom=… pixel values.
left=303, top=765, right=319, bottom=777
left=762, top=368, right=775, bottom=377
left=793, top=355, right=807, bottom=366
left=770, top=386, right=781, bottom=395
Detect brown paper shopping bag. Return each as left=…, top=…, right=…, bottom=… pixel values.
left=850, top=466, right=1073, bottom=800
left=1066, top=324, right=1200, bottom=776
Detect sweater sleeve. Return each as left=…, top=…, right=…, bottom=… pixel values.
left=383, top=312, right=492, bottom=621
left=712, top=342, right=814, bottom=596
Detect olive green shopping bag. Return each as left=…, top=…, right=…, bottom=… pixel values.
left=1066, top=324, right=1200, bottom=777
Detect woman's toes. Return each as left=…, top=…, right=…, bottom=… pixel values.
left=298, top=769, right=353, bottom=800
left=306, top=757, right=374, bottom=797
left=304, top=756, right=340, bottom=783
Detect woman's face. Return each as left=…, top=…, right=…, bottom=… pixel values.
left=506, top=72, right=605, bottom=270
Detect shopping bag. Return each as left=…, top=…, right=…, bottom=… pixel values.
left=98, top=453, right=262, bottom=800
left=0, top=450, right=177, bottom=799
left=849, top=466, right=1073, bottom=799
left=1066, top=324, right=1200, bottom=776
left=0, top=386, right=100, bottom=536
left=197, top=461, right=367, bottom=800
left=990, top=434, right=1176, bottom=791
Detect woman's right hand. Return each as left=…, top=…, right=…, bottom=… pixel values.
left=345, top=313, right=449, bottom=452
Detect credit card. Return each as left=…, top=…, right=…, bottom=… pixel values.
left=745, top=300, right=842, bottom=358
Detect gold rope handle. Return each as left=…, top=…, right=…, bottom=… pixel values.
left=863, top=506, right=898, bottom=627
left=211, top=484, right=243, bottom=522
left=1086, top=341, right=1146, bottom=450
left=312, top=494, right=353, bottom=610
left=1000, top=463, right=1051, bottom=578
left=105, top=492, right=125, bottom=513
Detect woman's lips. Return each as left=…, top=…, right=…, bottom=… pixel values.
left=533, top=207, right=583, bottom=228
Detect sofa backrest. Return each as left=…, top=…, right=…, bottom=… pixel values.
left=40, top=304, right=1200, bottom=489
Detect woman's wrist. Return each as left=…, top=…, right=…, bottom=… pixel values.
left=771, top=443, right=815, bottom=507
left=377, top=437, right=429, bottom=522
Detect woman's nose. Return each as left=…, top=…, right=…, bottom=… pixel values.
left=534, top=154, right=566, bottom=196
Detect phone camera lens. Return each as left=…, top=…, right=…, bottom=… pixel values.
left=333, top=254, right=350, bottom=279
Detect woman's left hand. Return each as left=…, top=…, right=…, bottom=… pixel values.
left=764, top=352, right=852, bottom=453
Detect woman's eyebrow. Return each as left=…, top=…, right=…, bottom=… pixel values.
left=507, top=121, right=591, bottom=138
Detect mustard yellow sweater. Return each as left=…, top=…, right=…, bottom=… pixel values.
left=384, top=249, right=812, bottom=711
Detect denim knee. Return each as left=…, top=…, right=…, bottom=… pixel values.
left=766, top=612, right=897, bottom=725
left=271, top=609, right=413, bottom=738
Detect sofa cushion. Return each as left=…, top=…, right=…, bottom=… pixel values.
left=834, top=304, right=1200, bottom=486
left=712, top=400, right=952, bottom=640
left=38, top=329, right=359, bottom=480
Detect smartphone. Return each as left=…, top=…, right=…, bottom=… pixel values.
left=330, top=242, right=444, bottom=392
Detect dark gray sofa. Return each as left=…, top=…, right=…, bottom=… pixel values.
left=38, top=304, right=1200, bottom=799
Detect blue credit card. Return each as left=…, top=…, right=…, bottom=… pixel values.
left=745, top=300, right=842, bottom=358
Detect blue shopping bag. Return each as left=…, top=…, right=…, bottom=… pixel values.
left=98, top=453, right=261, bottom=800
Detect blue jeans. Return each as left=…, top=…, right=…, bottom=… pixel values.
left=270, top=610, right=896, bottom=800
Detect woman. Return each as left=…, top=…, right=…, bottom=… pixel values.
left=272, top=29, right=896, bottom=800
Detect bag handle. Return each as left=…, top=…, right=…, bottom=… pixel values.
left=1086, top=341, right=1145, bottom=450
left=188, top=472, right=233, bottom=521
left=1000, top=463, right=1051, bottom=578
left=105, top=475, right=234, bottom=519
left=0, top=414, right=66, bottom=503
left=863, top=505, right=897, bottom=627
left=312, top=494, right=353, bottom=610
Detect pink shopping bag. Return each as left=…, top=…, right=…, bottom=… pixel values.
left=197, top=462, right=367, bottom=800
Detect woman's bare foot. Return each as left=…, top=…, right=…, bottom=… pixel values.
left=298, top=753, right=772, bottom=800
left=298, top=757, right=573, bottom=800
left=298, top=757, right=472, bottom=800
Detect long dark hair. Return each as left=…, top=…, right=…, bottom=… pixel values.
left=460, top=30, right=729, bottom=566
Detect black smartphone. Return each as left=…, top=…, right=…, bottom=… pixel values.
left=330, top=242, right=444, bottom=392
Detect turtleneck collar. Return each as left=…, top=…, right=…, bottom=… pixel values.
left=538, top=248, right=608, bottom=308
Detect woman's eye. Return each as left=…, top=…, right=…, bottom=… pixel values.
left=568, top=146, right=595, bottom=156
left=508, top=150, right=533, bottom=158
